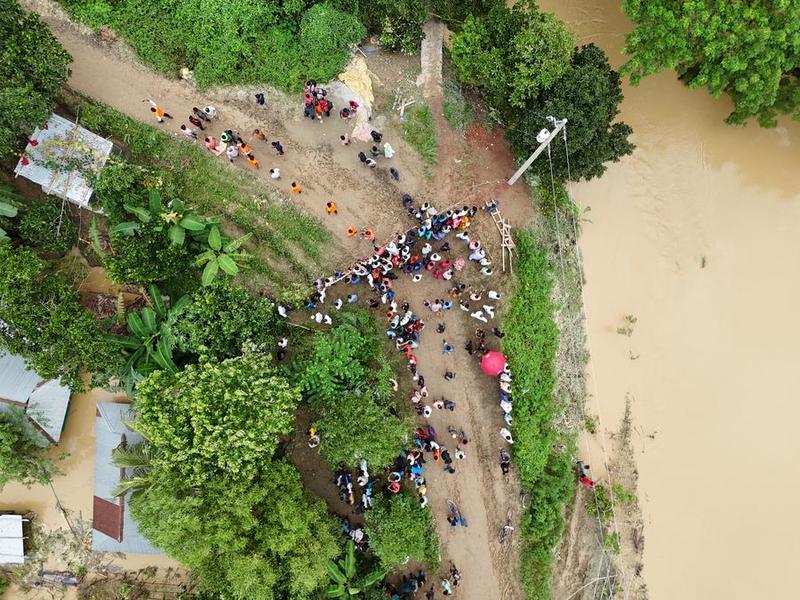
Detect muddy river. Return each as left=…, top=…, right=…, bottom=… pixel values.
left=535, top=0, right=800, bottom=598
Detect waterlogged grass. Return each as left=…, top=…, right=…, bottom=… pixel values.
left=402, top=105, right=438, bottom=164
left=63, top=92, right=334, bottom=285
left=503, top=230, right=575, bottom=600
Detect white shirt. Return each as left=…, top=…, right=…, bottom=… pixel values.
left=270, top=168, right=280, bottom=179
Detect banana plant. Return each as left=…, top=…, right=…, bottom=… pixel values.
left=109, top=189, right=210, bottom=244
left=105, top=284, right=190, bottom=391
left=0, top=185, right=21, bottom=242
left=195, top=225, right=251, bottom=286
left=326, top=540, right=386, bottom=598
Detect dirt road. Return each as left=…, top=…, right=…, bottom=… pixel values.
left=16, top=3, right=538, bottom=599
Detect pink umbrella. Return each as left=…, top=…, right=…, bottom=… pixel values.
left=481, top=350, right=507, bottom=377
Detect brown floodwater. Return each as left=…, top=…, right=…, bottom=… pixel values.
left=533, top=1, right=800, bottom=598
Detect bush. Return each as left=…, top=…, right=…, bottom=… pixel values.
left=18, top=201, right=78, bottom=256
left=503, top=230, right=575, bottom=600
left=175, top=280, right=283, bottom=359
left=300, top=3, right=366, bottom=82
left=59, top=0, right=363, bottom=89
left=104, top=220, right=194, bottom=285
left=365, top=492, right=439, bottom=571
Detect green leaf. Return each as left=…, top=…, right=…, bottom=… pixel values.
left=149, top=285, right=166, bottom=318
left=224, top=233, right=253, bottom=253
left=217, top=253, right=239, bottom=276
left=344, top=539, right=356, bottom=579
left=170, top=294, right=191, bottom=316
left=105, top=334, right=141, bottom=350
left=326, top=560, right=346, bottom=584
left=208, top=225, right=222, bottom=251
left=168, top=224, right=185, bottom=246
left=109, top=222, right=140, bottom=236
left=358, top=569, right=386, bottom=589
left=326, top=584, right=345, bottom=598
left=0, top=201, right=18, bottom=217
left=201, top=259, right=219, bottom=286
left=195, top=249, right=215, bottom=265
left=148, top=189, right=162, bottom=213
left=180, top=214, right=206, bottom=232
left=124, top=203, right=152, bottom=223
left=140, top=307, right=157, bottom=334
left=127, top=312, right=148, bottom=339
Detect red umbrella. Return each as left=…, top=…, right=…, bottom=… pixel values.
left=481, top=350, right=507, bottom=377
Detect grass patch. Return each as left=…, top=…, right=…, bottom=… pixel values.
left=402, top=105, right=438, bottom=164
left=504, top=230, right=576, bottom=600
left=61, top=91, right=335, bottom=287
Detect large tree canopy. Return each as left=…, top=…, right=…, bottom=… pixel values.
left=0, top=244, right=119, bottom=390
left=130, top=460, right=338, bottom=600
left=622, top=0, right=800, bottom=126
left=506, top=44, right=635, bottom=182
left=134, top=349, right=300, bottom=485
left=451, top=0, right=574, bottom=114
left=0, top=0, right=71, bottom=158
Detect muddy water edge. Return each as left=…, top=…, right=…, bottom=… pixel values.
left=533, top=1, right=800, bottom=599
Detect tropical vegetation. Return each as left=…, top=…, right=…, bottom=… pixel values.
left=622, top=0, right=800, bottom=127
left=0, top=407, right=58, bottom=490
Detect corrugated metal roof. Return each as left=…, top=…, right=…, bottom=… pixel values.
left=0, top=352, right=43, bottom=404
left=92, top=402, right=161, bottom=555
left=13, top=113, right=113, bottom=209
left=0, top=514, right=25, bottom=565
left=0, top=351, right=70, bottom=443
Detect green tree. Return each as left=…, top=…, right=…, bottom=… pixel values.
left=506, top=44, right=634, bottom=182
left=130, top=460, right=339, bottom=600
left=133, top=349, right=299, bottom=485
left=194, top=226, right=251, bottom=286
left=326, top=540, right=386, bottom=598
left=0, top=244, right=119, bottom=390
left=0, top=185, right=21, bottom=243
left=174, top=280, right=282, bottom=359
left=18, top=201, right=78, bottom=256
left=0, top=406, right=57, bottom=490
left=451, top=1, right=574, bottom=113
left=299, top=3, right=366, bottom=82
left=364, top=492, right=439, bottom=571
left=315, top=393, right=411, bottom=468
left=0, top=0, right=71, bottom=158
left=622, top=0, right=800, bottom=126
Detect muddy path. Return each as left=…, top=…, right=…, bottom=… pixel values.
left=8, top=4, right=539, bottom=599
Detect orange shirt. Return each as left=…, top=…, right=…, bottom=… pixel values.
left=326, top=202, right=337, bottom=214
left=154, top=106, right=165, bottom=118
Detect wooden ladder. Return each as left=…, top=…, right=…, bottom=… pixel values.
left=485, top=200, right=515, bottom=274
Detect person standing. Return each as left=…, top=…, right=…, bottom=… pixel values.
left=143, top=99, right=172, bottom=123
left=253, top=128, right=267, bottom=142
left=189, top=114, right=205, bottom=130
left=290, top=182, right=302, bottom=194
left=326, top=201, right=338, bottom=215
left=271, top=141, right=285, bottom=156
left=270, top=168, right=281, bottom=180
left=179, top=124, right=197, bottom=140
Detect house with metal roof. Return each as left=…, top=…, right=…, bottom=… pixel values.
left=0, top=514, right=27, bottom=565
left=92, top=402, right=161, bottom=555
left=0, top=351, right=71, bottom=444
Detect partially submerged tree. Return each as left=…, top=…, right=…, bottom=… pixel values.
left=0, top=0, right=71, bottom=158
left=622, top=0, right=800, bottom=126
left=0, top=244, right=119, bottom=390
left=0, top=407, right=58, bottom=490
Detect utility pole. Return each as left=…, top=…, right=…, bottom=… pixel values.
left=506, top=116, right=567, bottom=186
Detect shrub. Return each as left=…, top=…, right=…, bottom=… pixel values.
left=504, top=230, right=575, bottom=600
left=299, top=3, right=366, bottom=82
left=104, top=220, right=194, bottom=285
left=0, top=1, right=71, bottom=158
left=18, top=201, right=78, bottom=256
left=365, top=492, right=439, bottom=571
left=175, top=280, right=283, bottom=359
